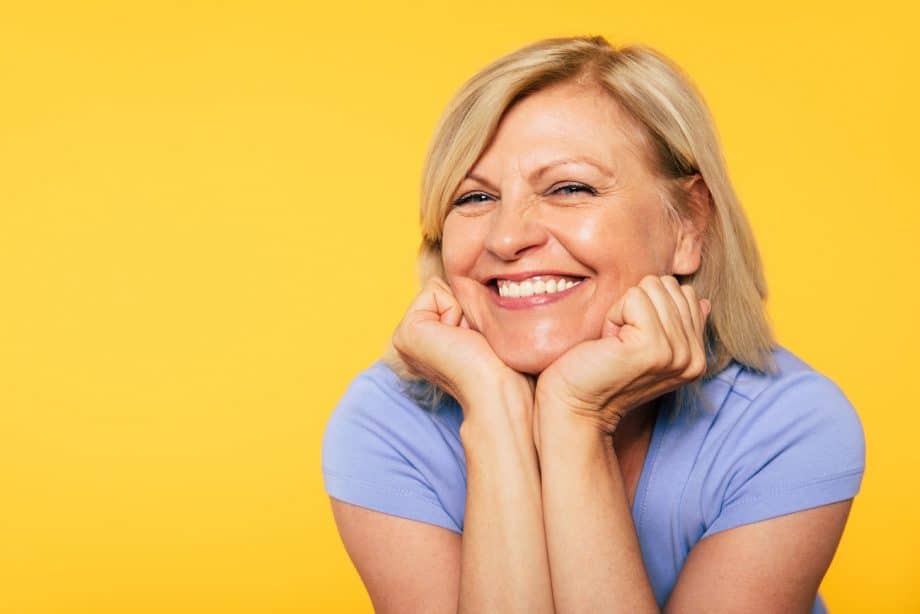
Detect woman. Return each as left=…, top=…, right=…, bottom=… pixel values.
left=322, top=35, right=865, bottom=613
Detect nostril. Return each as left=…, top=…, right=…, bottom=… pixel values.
left=483, top=213, right=550, bottom=260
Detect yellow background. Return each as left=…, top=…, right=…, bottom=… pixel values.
left=2, top=1, right=917, bottom=612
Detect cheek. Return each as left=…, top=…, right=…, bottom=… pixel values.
left=569, top=212, right=606, bottom=245
left=550, top=211, right=647, bottom=278
left=577, top=209, right=671, bottom=280
left=440, top=219, right=473, bottom=275
left=440, top=219, right=490, bottom=320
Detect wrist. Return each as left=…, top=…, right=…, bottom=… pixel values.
left=459, top=374, right=535, bottom=447
left=535, top=403, right=614, bottom=466
left=535, top=392, right=625, bottom=437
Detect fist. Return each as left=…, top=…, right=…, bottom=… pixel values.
left=392, top=276, right=525, bottom=410
left=535, top=275, right=711, bottom=433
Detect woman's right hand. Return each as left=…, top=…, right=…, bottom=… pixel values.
left=392, top=276, right=534, bottom=415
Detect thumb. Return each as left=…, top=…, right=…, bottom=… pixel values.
left=431, top=285, right=463, bottom=327
left=603, top=286, right=641, bottom=335
left=413, top=277, right=463, bottom=327
left=602, top=319, right=621, bottom=339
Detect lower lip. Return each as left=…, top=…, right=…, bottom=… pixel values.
left=488, top=281, right=586, bottom=310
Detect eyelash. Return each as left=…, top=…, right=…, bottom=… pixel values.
left=452, top=183, right=598, bottom=206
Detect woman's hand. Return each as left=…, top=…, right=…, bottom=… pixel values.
left=392, top=276, right=535, bottom=415
left=534, top=275, right=711, bottom=434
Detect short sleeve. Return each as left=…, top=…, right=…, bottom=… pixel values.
left=702, top=372, right=866, bottom=538
left=321, top=366, right=462, bottom=533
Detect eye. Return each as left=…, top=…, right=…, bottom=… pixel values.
left=452, top=192, right=494, bottom=206
left=551, top=182, right=597, bottom=197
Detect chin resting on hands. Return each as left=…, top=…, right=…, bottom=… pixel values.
left=534, top=274, right=711, bottom=434
left=391, top=276, right=535, bottom=416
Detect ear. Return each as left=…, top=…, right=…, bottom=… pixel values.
left=670, top=174, right=711, bottom=276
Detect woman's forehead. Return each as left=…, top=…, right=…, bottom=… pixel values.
left=470, top=90, right=650, bottom=181
left=465, top=154, right=617, bottom=189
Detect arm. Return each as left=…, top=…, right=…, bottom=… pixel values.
left=536, top=403, right=854, bottom=614
left=328, top=376, right=554, bottom=614
left=536, top=405, right=658, bottom=613
left=664, top=499, right=853, bottom=613
left=533, top=275, right=860, bottom=612
left=457, top=378, right=555, bottom=614
left=531, top=275, right=703, bottom=611
left=328, top=277, right=554, bottom=613
left=329, top=499, right=462, bottom=614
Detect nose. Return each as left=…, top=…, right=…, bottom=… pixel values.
left=482, top=194, right=549, bottom=261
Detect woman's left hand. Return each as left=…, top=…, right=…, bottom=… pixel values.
left=534, top=275, right=711, bottom=434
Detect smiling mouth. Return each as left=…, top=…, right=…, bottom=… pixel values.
left=493, top=275, right=585, bottom=298
left=486, top=275, right=587, bottom=309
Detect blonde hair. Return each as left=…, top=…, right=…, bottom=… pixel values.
left=382, top=34, right=777, bottom=415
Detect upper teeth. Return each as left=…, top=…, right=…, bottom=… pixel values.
left=497, top=276, right=583, bottom=298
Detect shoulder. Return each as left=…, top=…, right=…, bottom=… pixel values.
left=321, top=360, right=465, bottom=533
left=322, top=361, right=464, bottom=464
left=323, top=360, right=456, bottom=439
left=696, top=345, right=866, bottom=537
left=714, top=346, right=864, bottom=453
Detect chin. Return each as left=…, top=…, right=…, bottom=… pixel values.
left=480, top=320, right=600, bottom=374
left=493, top=341, right=572, bottom=375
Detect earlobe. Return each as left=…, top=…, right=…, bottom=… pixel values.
left=670, top=175, right=711, bottom=276
left=671, top=230, right=702, bottom=275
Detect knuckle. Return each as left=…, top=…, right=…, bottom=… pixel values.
left=683, top=344, right=706, bottom=375
left=688, top=357, right=706, bottom=378
left=624, top=285, right=643, bottom=303
left=639, top=274, right=659, bottom=289
left=673, top=346, right=691, bottom=371
left=392, top=335, right=410, bottom=358
left=650, top=341, right=673, bottom=370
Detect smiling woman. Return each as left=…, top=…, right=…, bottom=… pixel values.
left=440, top=79, right=705, bottom=376
left=321, top=35, right=864, bottom=614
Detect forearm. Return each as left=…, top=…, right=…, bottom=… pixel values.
left=537, top=405, right=658, bottom=614
left=458, top=381, right=555, bottom=614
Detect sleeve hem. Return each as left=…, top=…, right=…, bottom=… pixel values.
left=702, top=468, right=864, bottom=539
left=323, top=471, right=462, bottom=534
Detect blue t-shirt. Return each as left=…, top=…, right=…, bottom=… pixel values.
left=321, top=345, right=865, bottom=613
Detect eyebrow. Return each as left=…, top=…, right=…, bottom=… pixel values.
left=464, top=156, right=614, bottom=191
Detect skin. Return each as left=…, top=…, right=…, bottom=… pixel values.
left=441, top=79, right=701, bottom=376
left=330, top=79, right=854, bottom=613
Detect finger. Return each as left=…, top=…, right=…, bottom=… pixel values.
left=606, top=284, right=666, bottom=338
left=676, top=284, right=709, bottom=379
left=606, top=282, right=671, bottom=375
left=661, top=277, right=705, bottom=378
left=432, top=286, right=463, bottom=327
left=679, top=283, right=702, bottom=337
left=639, top=276, right=691, bottom=372
left=411, top=277, right=462, bottom=327
left=639, top=276, right=687, bottom=337
left=661, top=276, right=696, bottom=336
left=601, top=318, right=622, bottom=338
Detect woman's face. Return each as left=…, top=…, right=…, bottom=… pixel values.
left=441, top=80, right=702, bottom=374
